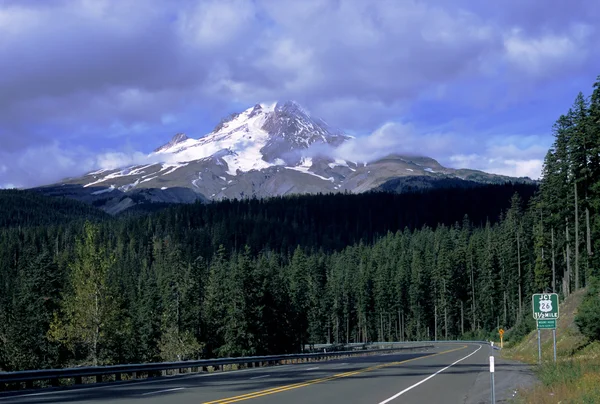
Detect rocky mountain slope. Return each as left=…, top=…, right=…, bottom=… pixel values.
left=33, top=101, right=535, bottom=214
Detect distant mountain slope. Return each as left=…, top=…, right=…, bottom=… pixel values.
left=0, top=189, right=107, bottom=228
left=33, top=100, right=536, bottom=214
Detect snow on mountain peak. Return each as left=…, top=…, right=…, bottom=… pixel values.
left=153, top=132, right=190, bottom=153
left=150, top=101, right=349, bottom=175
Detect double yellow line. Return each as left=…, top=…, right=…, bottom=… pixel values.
left=203, top=345, right=468, bottom=404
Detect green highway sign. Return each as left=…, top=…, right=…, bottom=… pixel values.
left=532, top=293, right=559, bottom=320
left=537, top=319, right=557, bottom=329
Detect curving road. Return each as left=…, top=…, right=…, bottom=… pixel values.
left=0, top=343, right=532, bottom=404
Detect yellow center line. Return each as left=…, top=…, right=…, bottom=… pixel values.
left=202, top=345, right=468, bottom=404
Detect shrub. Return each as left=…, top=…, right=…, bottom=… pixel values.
left=505, top=312, right=535, bottom=344
left=575, top=277, right=600, bottom=342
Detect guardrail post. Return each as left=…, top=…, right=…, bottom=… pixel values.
left=75, top=376, right=83, bottom=385
left=51, top=378, right=59, bottom=387
left=96, top=375, right=102, bottom=384
left=131, top=372, right=137, bottom=380
left=115, top=373, right=122, bottom=381
left=25, top=380, right=33, bottom=389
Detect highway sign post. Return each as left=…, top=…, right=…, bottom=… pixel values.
left=498, top=328, right=504, bottom=348
left=532, top=293, right=559, bottom=364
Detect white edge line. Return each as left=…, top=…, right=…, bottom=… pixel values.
left=249, top=375, right=270, bottom=380
left=377, top=345, right=483, bottom=404
left=307, top=367, right=320, bottom=370
left=141, top=387, right=185, bottom=396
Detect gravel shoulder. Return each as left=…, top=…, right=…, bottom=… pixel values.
left=464, top=353, right=539, bottom=403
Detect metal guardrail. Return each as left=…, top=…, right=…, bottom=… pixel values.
left=0, top=343, right=438, bottom=391
left=306, top=340, right=497, bottom=351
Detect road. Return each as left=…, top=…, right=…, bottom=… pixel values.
left=0, top=343, right=527, bottom=404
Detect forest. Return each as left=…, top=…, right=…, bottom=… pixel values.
left=0, top=75, right=598, bottom=372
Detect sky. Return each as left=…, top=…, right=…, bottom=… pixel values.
left=1, top=0, right=599, bottom=188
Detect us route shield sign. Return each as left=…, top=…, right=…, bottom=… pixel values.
left=532, top=293, right=559, bottom=321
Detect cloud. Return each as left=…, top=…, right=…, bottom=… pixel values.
left=503, top=26, right=592, bottom=77
left=318, top=121, right=549, bottom=179
left=0, top=143, right=94, bottom=188
left=1, top=0, right=597, bottom=188
left=0, top=143, right=164, bottom=189
left=449, top=154, right=543, bottom=179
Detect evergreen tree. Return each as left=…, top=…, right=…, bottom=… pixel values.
left=48, top=222, right=117, bottom=366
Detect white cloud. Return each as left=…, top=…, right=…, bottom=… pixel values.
left=0, top=144, right=162, bottom=188
left=178, top=0, right=257, bottom=49
left=328, top=121, right=473, bottom=162
left=449, top=154, right=543, bottom=179
left=503, top=26, right=591, bottom=76
left=94, top=151, right=156, bottom=170
left=0, top=143, right=93, bottom=188
left=325, top=122, right=547, bottom=179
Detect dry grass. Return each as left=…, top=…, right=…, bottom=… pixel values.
left=503, top=290, right=600, bottom=404
left=515, top=356, right=600, bottom=404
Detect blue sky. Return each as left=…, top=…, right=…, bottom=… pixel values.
left=1, top=0, right=599, bottom=188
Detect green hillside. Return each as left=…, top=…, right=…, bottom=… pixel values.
left=504, top=288, right=600, bottom=403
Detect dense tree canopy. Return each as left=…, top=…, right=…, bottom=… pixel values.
left=1, top=75, right=600, bottom=371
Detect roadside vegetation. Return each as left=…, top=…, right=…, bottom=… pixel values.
left=504, top=283, right=600, bottom=403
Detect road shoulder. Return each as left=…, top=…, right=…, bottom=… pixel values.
left=464, top=355, right=538, bottom=403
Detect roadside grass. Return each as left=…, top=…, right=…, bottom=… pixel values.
left=503, top=289, right=600, bottom=403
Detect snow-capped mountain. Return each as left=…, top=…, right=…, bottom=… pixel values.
left=34, top=101, right=535, bottom=214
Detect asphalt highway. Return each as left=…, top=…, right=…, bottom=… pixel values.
left=0, top=343, right=520, bottom=404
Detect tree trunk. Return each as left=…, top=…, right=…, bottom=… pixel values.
left=470, top=254, right=476, bottom=331
left=575, top=182, right=580, bottom=290
left=401, top=312, right=405, bottom=342
left=346, top=315, right=349, bottom=344
left=540, top=209, right=544, bottom=260
left=517, top=230, right=522, bottom=315
left=551, top=228, right=556, bottom=293
left=566, top=219, right=571, bottom=297
left=503, top=290, right=507, bottom=326
left=434, top=304, right=438, bottom=341
left=93, top=290, right=99, bottom=367
left=444, top=306, right=448, bottom=340
left=461, top=301, right=464, bottom=335
left=586, top=208, right=592, bottom=257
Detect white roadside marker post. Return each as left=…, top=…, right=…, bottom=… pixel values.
left=537, top=329, right=542, bottom=364
left=490, top=355, right=496, bottom=404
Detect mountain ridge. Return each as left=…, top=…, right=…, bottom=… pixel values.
left=32, top=100, right=535, bottom=213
